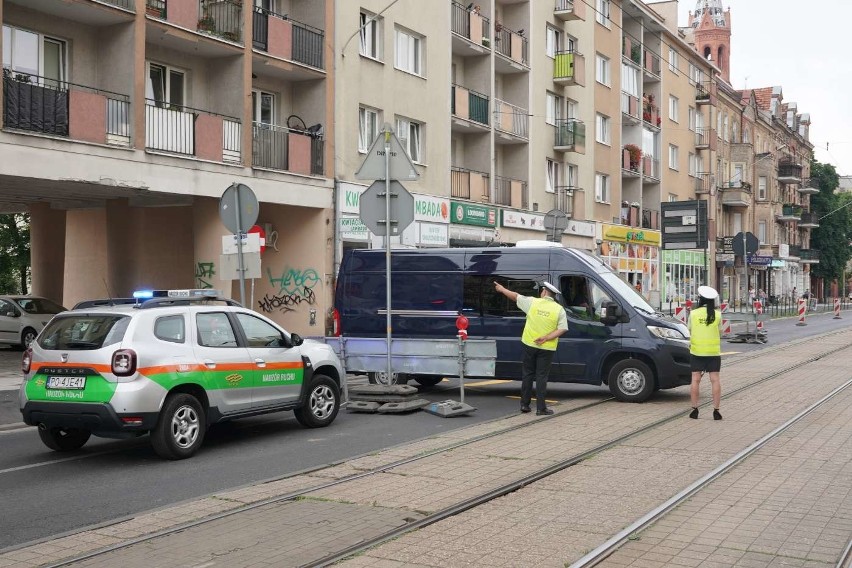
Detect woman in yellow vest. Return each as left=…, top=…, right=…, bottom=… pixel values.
left=688, top=285, right=724, bottom=420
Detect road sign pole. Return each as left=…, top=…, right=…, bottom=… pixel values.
left=743, top=230, right=748, bottom=308
left=384, top=129, right=393, bottom=382
left=235, top=184, right=247, bottom=306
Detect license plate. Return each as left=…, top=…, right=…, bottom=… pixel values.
left=46, top=376, right=87, bottom=390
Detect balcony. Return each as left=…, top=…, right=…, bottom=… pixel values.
left=146, top=0, right=166, bottom=17
left=643, top=50, right=661, bottom=79
left=554, top=0, right=585, bottom=21
left=494, top=99, right=528, bottom=142
left=622, top=146, right=641, bottom=176
left=451, top=1, right=491, bottom=54
left=553, top=50, right=585, bottom=86
left=451, top=85, right=490, bottom=131
left=622, top=37, right=641, bottom=66
left=494, top=25, right=529, bottom=71
left=798, top=211, right=820, bottom=228
left=720, top=183, right=751, bottom=208
left=451, top=167, right=490, bottom=201
left=553, top=186, right=575, bottom=218
left=621, top=92, right=640, bottom=124
left=253, top=8, right=324, bottom=70
left=198, top=0, right=243, bottom=43
left=642, top=209, right=660, bottom=230
left=495, top=176, right=528, bottom=209
left=145, top=100, right=241, bottom=163
left=778, top=161, right=803, bottom=184
left=798, top=249, right=820, bottom=264
left=695, top=80, right=716, bottom=105
left=252, top=123, right=323, bottom=176
left=642, top=103, right=660, bottom=129
left=641, top=156, right=660, bottom=181
left=695, top=126, right=716, bottom=150
left=777, top=203, right=803, bottom=222
left=798, top=178, right=820, bottom=195
left=553, top=119, right=585, bottom=153
left=3, top=71, right=131, bottom=147
left=695, top=172, right=714, bottom=195
left=621, top=203, right=640, bottom=227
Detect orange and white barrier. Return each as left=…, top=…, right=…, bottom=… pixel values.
left=834, top=297, right=842, bottom=319
left=753, top=300, right=765, bottom=333
left=796, top=298, right=807, bottom=326
left=675, top=305, right=688, bottom=324
left=720, top=302, right=731, bottom=336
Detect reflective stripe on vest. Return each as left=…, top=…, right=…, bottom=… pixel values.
left=521, top=297, right=562, bottom=351
left=689, top=307, right=722, bottom=356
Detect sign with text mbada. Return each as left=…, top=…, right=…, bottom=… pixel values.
left=451, top=202, right=497, bottom=227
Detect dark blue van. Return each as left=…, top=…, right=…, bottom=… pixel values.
left=333, top=242, right=692, bottom=402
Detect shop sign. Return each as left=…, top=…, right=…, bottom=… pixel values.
left=564, top=220, right=596, bottom=238
left=338, top=182, right=367, bottom=215
left=451, top=201, right=497, bottom=227
left=602, top=224, right=661, bottom=246
left=501, top=210, right=545, bottom=231
left=414, top=195, right=450, bottom=224
left=770, top=259, right=787, bottom=268
left=339, top=216, right=370, bottom=241
left=748, top=255, right=773, bottom=266
left=664, top=250, right=708, bottom=265
left=778, top=243, right=790, bottom=259
left=418, top=222, right=449, bottom=246
left=716, top=253, right=735, bottom=262
left=719, top=236, right=735, bottom=254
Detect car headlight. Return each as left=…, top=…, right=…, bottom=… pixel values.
left=647, top=325, right=689, bottom=341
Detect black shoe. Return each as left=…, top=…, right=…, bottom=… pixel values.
left=536, top=408, right=554, bottom=416
left=520, top=406, right=531, bottom=413
left=713, top=409, right=722, bottom=421
left=689, top=407, right=699, bottom=419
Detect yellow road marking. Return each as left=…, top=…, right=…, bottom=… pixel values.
left=720, top=351, right=740, bottom=355
left=466, top=380, right=510, bottom=388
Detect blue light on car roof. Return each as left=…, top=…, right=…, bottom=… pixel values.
left=133, top=290, right=155, bottom=299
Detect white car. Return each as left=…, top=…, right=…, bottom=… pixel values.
left=0, top=295, right=66, bottom=348
left=20, top=289, right=345, bottom=459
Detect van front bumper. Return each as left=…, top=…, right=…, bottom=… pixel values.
left=653, top=343, right=692, bottom=389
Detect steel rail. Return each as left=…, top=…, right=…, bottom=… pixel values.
left=838, top=537, right=852, bottom=568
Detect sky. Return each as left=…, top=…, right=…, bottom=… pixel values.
left=659, top=0, right=851, bottom=178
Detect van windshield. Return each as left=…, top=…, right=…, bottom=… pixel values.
left=38, top=315, right=130, bottom=350
left=597, top=271, right=655, bottom=314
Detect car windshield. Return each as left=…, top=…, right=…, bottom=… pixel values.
left=37, top=315, right=130, bottom=350
left=14, top=298, right=66, bottom=315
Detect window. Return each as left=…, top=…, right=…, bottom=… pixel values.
left=358, top=105, right=380, bottom=152
left=546, top=159, right=561, bottom=193
left=37, top=315, right=129, bottom=351
left=732, top=163, right=744, bottom=185
left=596, top=54, right=610, bottom=86
left=758, top=176, right=767, bottom=200
left=723, top=114, right=729, bottom=141
left=2, top=25, right=66, bottom=84
left=669, top=96, right=679, bottom=122
left=396, top=116, right=422, bottom=163
left=669, top=144, right=679, bottom=170
left=236, top=313, right=283, bottom=348
left=758, top=221, right=767, bottom=245
left=596, top=0, right=611, bottom=27
left=395, top=27, right=422, bottom=75
left=668, top=47, right=679, bottom=73
left=688, top=152, right=697, bottom=176
left=567, top=163, right=578, bottom=188
left=688, top=62, right=703, bottom=85
left=146, top=62, right=185, bottom=108
left=196, top=313, right=238, bottom=348
left=566, top=99, right=579, bottom=119
left=154, top=315, right=185, bottom=344
left=621, top=64, right=639, bottom=97
left=668, top=193, right=678, bottom=202
left=252, top=90, right=275, bottom=124
left=359, top=10, right=382, bottom=60
left=686, top=107, right=695, bottom=131
left=595, top=113, right=610, bottom=145
left=463, top=275, right=538, bottom=318
left=595, top=173, right=610, bottom=203
left=560, top=276, right=613, bottom=322
left=546, top=26, right=561, bottom=58
left=546, top=91, right=563, bottom=125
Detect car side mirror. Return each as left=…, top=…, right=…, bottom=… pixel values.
left=600, top=301, right=624, bottom=326
left=289, top=333, right=304, bottom=347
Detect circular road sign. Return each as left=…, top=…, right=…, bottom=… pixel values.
left=220, top=183, right=259, bottom=235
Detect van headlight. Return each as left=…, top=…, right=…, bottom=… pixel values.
left=647, top=325, right=689, bottom=341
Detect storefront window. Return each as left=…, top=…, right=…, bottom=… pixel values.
left=662, top=250, right=707, bottom=305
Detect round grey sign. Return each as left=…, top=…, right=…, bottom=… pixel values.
left=220, top=183, right=259, bottom=235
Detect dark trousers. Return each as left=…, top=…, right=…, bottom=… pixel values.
left=521, top=344, right=555, bottom=411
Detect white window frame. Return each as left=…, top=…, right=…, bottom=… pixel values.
left=567, top=163, right=578, bottom=188
left=688, top=152, right=697, bottom=176
left=758, top=176, right=767, bottom=200
left=668, top=48, right=678, bottom=73
left=595, top=173, right=610, bottom=203
left=596, top=0, right=611, bottom=27
left=358, top=105, right=380, bottom=153
left=394, top=26, right=423, bottom=76
left=566, top=99, right=579, bottom=120
left=146, top=61, right=186, bottom=108
left=595, top=113, right=610, bottom=145
left=669, top=144, right=679, bottom=171
left=732, top=162, right=745, bottom=185
left=669, top=95, right=679, bottom=122
left=546, top=158, right=561, bottom=194
left=2, top=25, right=67, bottom=84
left=359, top=10, right=382, bottom=60
left=395, top=116, right=422, bottom=163
left=546, top=25, right=561, bottom=58
left=596, top=54, right=610, bottom=86
left=758, top=221, right=767, bottom=244
left=251, top=90, right=275, bottom=125
left=546, top=91, right=563, bottom=126
left=688, top=106, right=696, bottom=131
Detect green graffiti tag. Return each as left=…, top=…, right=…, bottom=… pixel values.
left=195, top=262, right=215, bottom=290
left=267, top=266, right=320, bottom=296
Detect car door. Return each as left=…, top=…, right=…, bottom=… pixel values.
left=234, top=312, right=304, bottom=409
left=0, top=299, right=22, bottom=343
left=192, top=311, right=255, bottom=414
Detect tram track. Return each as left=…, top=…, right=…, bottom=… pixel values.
left=38, top=335, right=852, bottom=568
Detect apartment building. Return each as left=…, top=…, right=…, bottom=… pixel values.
left=0, top=0, right=335, bottom=334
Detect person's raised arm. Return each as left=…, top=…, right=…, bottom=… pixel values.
left=494, top=281, right=519, bottom=303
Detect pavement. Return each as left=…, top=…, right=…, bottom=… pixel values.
left=1, top=323, right=850, bottom=567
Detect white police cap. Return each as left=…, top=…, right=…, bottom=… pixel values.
left=541, top=281, right=561, bottom=295
left=697, top=285, right=719, bottom=300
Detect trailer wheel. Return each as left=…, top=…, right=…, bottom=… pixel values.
left=607, top=359, right=655, bottom=403
left=367, top=371, right=408, bottom=385
left=412, top=375, right=443, bottom=387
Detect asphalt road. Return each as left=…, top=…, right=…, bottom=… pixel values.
left=0, top=310, right=849, bottom=551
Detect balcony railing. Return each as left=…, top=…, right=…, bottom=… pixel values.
left=695, top=172, right=714, bottom=194
left=451, top=167, right=490, bottom=201
left=642, top=209, right=660, bottom=230
left=642, top=156, right=660, bottom=180
left=494, top=99, right=528, bottom=139
left=495, top=26, right=528, bottom=66
left=621, top=92, right=640, bottom=122
left=642, top=103, right=660, bottom=128
left=799, top=179, right=820, bottom=195
left=623, top=37, right=641, bottom=65
left=495, top=176, right=528, bottom=209
left=146, top=0, right=165, bottom=18
left=777, top=204, right=803, bottom=221
left=695, top=126, right=711, bottom=148
left=198, top=0, right=242, bottom=43
left=778, top=161, right=803, bottom=183
left=104, top=0, right=135, bottom=9
left=554, top=0, right=585, bottom=21
left=554, top=186, right=575, bottom=217
left=643, top=50, right=661, bottom=77
left=553, top=50, right=584, bottom=85
left=798, top=249, right=820, bottom=263
left=253, top=8, right=324, bottom=69
left=554, top=119, right=585, bottom=153
left=451, top=1, right=491, bottom=47
left=798, top=211, right=820, bottom=228
left=145, top=100, right=241, bottom=163
left=252, top=122, right=323, bottom=175
left=696, top=80, right=713, bottom=104
left=451, top=84, right=489, bottom=126
left=3, top=71, right=130, bottom=146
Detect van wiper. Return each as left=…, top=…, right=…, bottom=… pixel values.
left=632, top=305, right=655, bottom=316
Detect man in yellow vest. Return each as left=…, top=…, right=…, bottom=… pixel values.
left=495, top=280, right=568, bottom=415
left=688, top=285, right=724, bottom=420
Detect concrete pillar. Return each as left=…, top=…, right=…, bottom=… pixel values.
left=105, top=199, right=135, bottom=296
left=29, top=203, right=67, bottom=303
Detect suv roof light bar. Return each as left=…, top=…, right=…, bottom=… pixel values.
left=137, top=296, right=243, bottom=309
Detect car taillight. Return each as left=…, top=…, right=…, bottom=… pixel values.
left=22, top=348, right=32, bottom=374
left=332, top=308, right=341, bottom=337
left=112, top=349, right=137, bottom=376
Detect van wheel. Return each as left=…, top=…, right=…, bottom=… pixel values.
left=367, top=371, right=408, bottom=385
left=413, top=375, right=443, bottom=387
left=151, top=394, right=206, bottom=460
left=607, top=359, right=655, bottom=402
left=295, top=374, right=340, bottom=428
left=38, top=427, right=91, bottom=452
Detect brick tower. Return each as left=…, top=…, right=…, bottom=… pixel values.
left=688, top=0, right=731, bottom=83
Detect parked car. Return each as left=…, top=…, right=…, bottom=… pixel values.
left=20, top=289, right=345, bottom=459
left=0, top=295, right=66, bottom=348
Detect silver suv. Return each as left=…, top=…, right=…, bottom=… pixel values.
left=20, top=290, right=345, bottom=459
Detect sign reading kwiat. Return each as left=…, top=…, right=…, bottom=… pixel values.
left=451, top=201, right=497, bottom=227
left=602, top=224, right=662, bottom=246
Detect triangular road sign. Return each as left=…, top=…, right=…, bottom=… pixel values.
left=355, top=125, right=421, bottom=181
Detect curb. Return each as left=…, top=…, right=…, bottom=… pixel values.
left=0, top=422, right=26, bottom=433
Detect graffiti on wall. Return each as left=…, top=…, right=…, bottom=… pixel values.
left=258, top=266, right=320, bottom=314
left=195, top=262, right=216, bottom=289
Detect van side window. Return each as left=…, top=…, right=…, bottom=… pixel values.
left=154, top=315, right=185, bottom=343
left=480, top=276, right=538, bottom=317
left=561, top=276, right=612, bottom=321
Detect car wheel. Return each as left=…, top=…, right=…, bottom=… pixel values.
left=20, top=327, right=37, bottom=350
left=413, top=375, right=443, bottom=387
left=607, top=359, right=655, bottom=403
left=151, top=393, right=206, bottom=460
left=367, top=371, right=409, bottom=385
left=295, top=374, right=340, bottom=428
left=38, top=427, right=91, bottom=452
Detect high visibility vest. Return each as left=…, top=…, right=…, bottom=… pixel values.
left=521, top=297, right=563, bottom=351
left=689, top=307, right=722, bottom=356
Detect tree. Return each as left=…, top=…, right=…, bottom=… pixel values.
left=809, top=160, right=851, bottom=294
left=0, top=213, right=30, bottom=294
